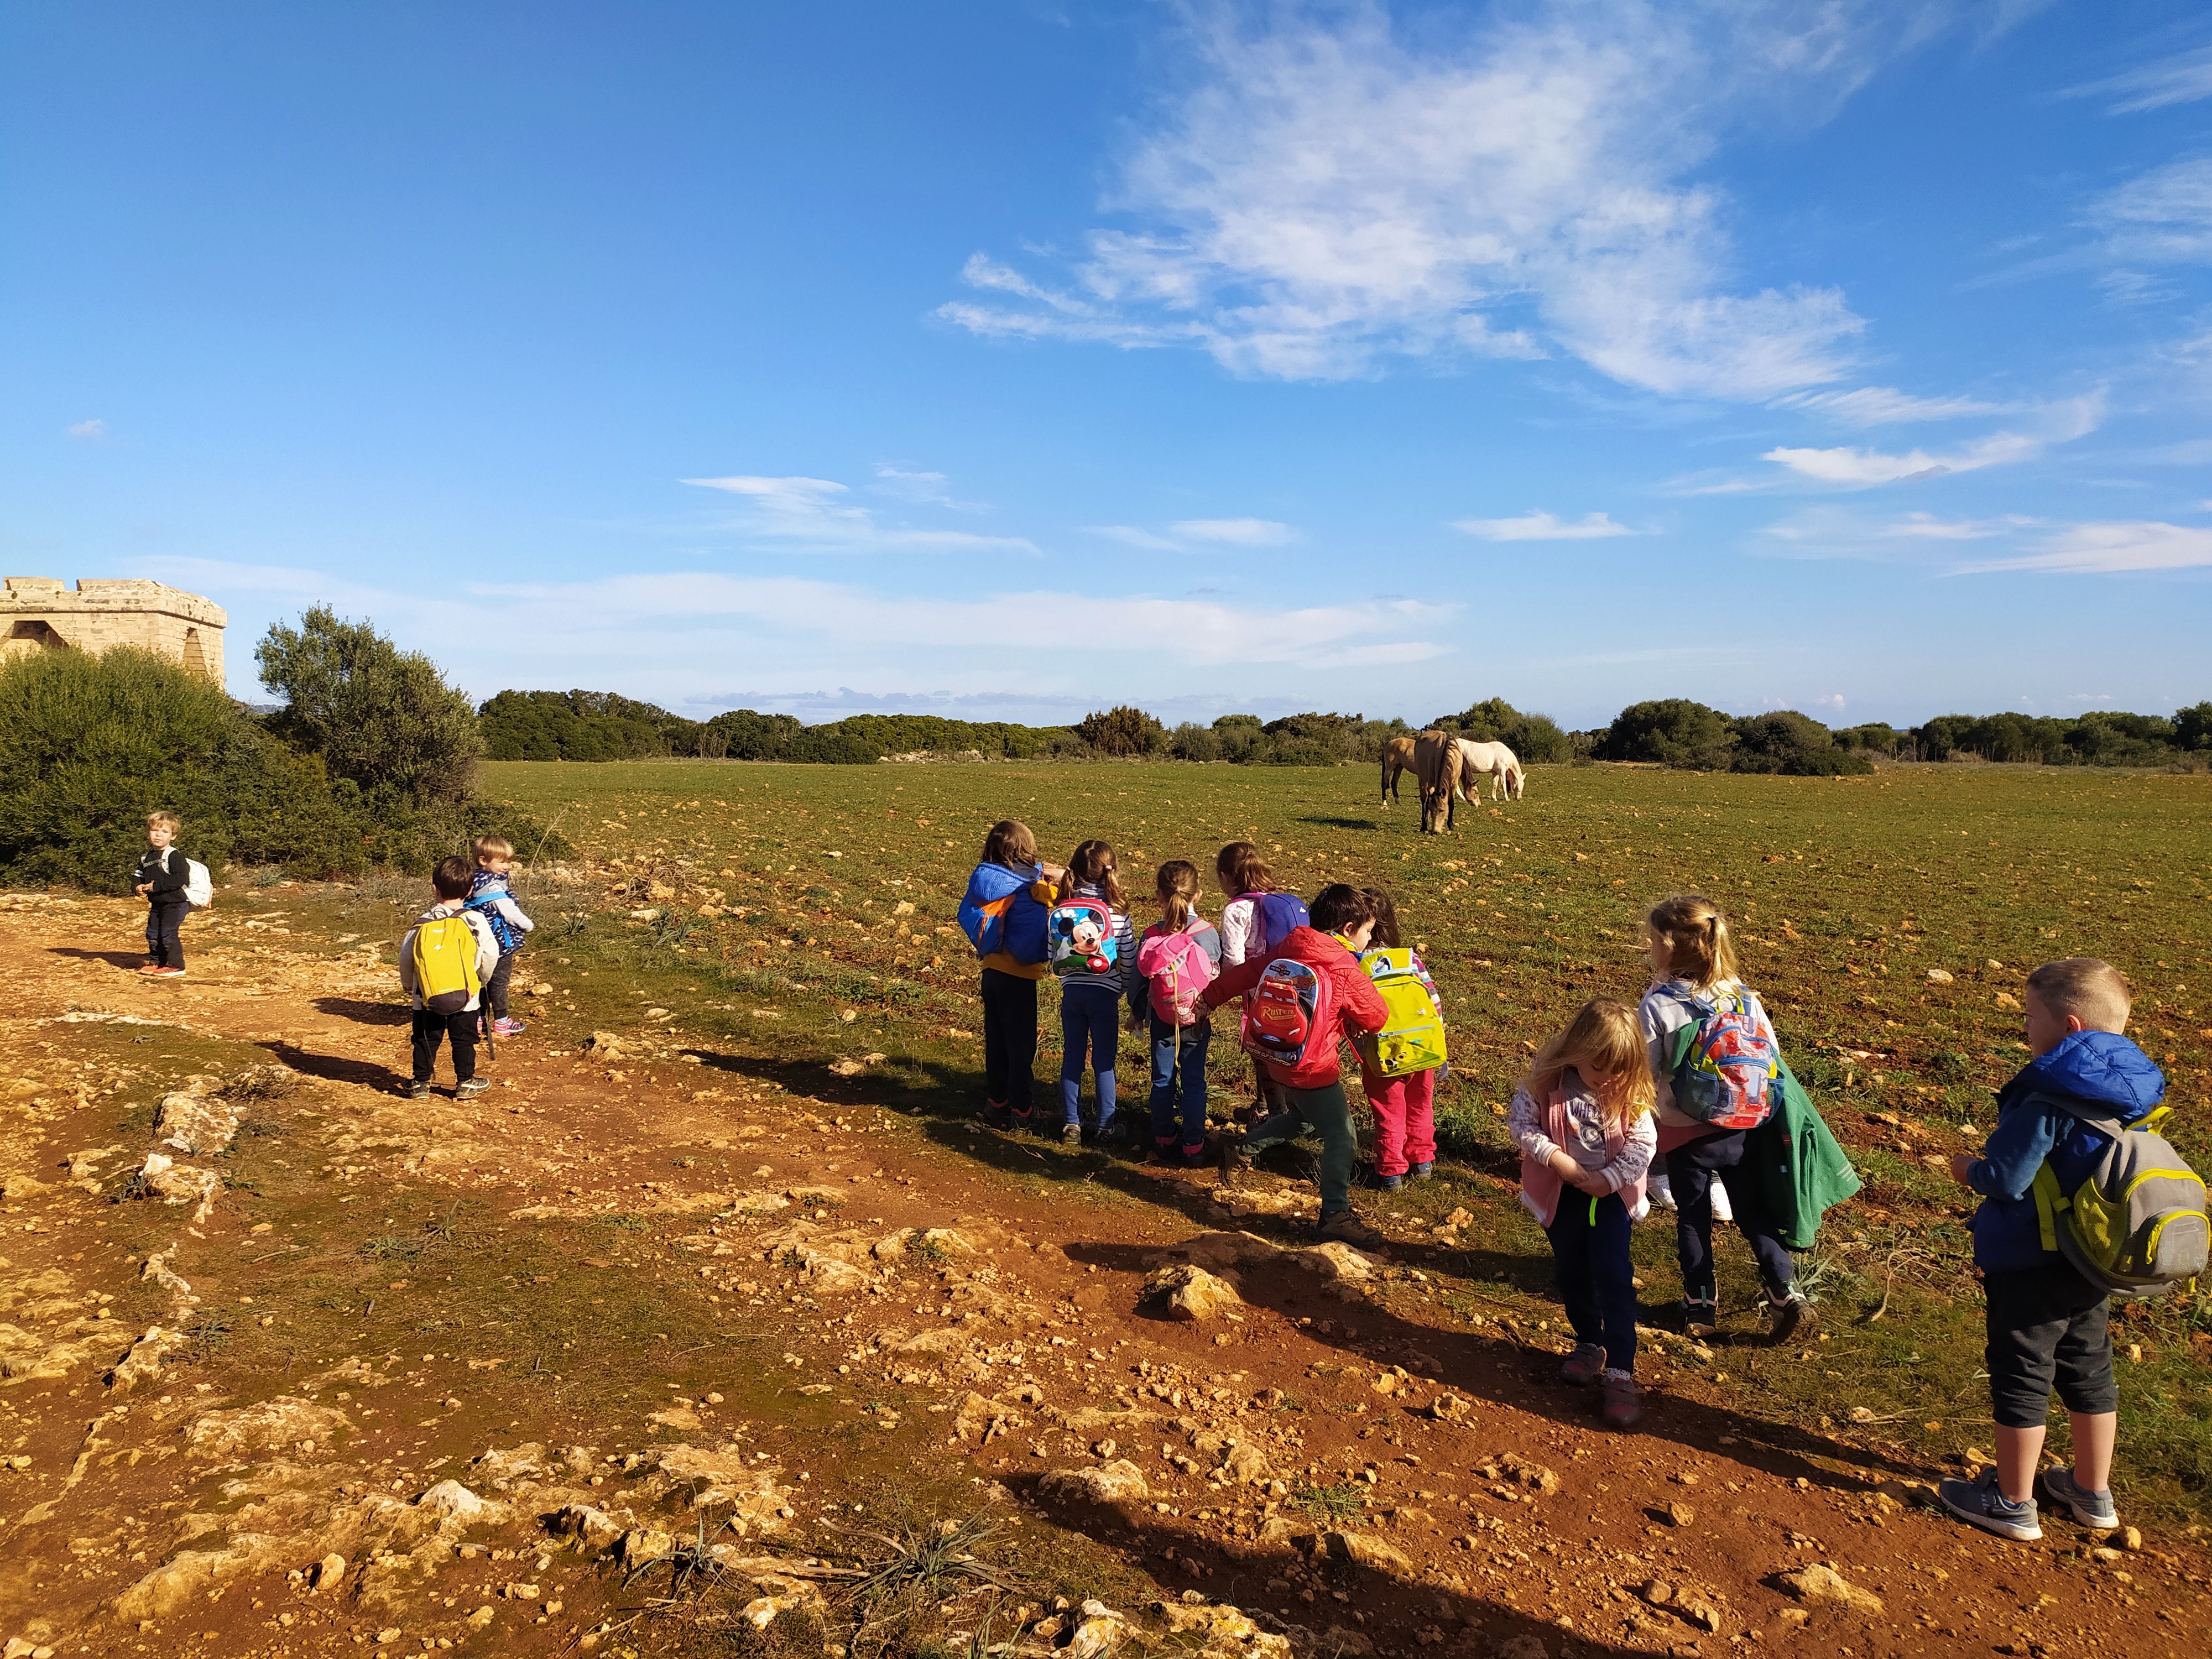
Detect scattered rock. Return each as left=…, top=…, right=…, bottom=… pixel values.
left=1775, top=1563, right=1882, bottom=1614
left=1321, top=1531, right=1413, bottom=1575
left=185, top=1396, right=353, bottom=1458
left=615, top=1528, right=676, bottom=1568
left=1144, top=1265, right=1244, bottom=1322
left=554, top=1505, right=623, bottom=1552
left=155, top=1091, right=242, bottom=1156
left=311, top=1554, right=348, bottom=1591
left=136, top=1152, right=220, bottom=1221
left=1925, top=968, right=1954, bottom=984
left=1039, top=1460, right=1151, bottom=1506
left=106, top=1326, right=184, bottom=1392
left=1477, top=1453, right=1559, bottom=1496
left=1065, top=1603, right=1130, bottom=1659
left=1492, top=1635, right=1548, bottom=1659
left=585, top=1031, right=627, bottom=1060
left=1664, top=1500, right=1695, bottom=1527
left=1426, top=1392, right=1472, bottom=1423
left=413, top=1480, right=505, bottom=1524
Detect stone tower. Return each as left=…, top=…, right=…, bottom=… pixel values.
left=0, top=578, right=227, bottom=683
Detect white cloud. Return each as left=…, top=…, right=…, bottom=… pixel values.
left=1754, top=507, right=2039, bottom=561
left=870, top=465, right=983, bottom=510
left=680, top=473, right=1037, bottom=554
left=2089, top=158, right=2212, bottom=265
left=65, top=418, right=107, bottom=441
left=1454, top=510, right=1634, bottom=541
left=1959, top=521, right=2212, bottom=575
left=1769, top=386, right=2004, bottom=425
left=2064, top=44, right=2212, bottom=114
left=1762, top=392, right=2104, bottom=485
left=938, top=2, right=1928, bottom=398
left=1086, top=524, right=1182, bottom=550
left=1168, top=517, right=1292, bottom=545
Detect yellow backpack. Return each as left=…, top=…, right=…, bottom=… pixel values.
left=1355, top=947, right=1448, bottom=1078
left=412, top=914, right=481, bottom=1015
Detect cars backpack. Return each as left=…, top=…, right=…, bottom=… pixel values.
left=1661, top=986, right=1778, bottom=1130
left=412, top=915, right=482, bottom=1016
left=182, top=859, right=213, bottom=909
left=1241, top=956, right=1329, bottom=1069
left=1251, top=891, right=1310, bottom=956
left=2031, top=1099, right=2209, bottom=1300
left=1138, top=923, right=1216, bottom=1026
left=1355, top=947, right=1447, bottom=1078
left=1047, top=898, right=1120, bottom=982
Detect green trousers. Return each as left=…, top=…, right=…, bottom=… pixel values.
left=1245, top=1077, right=1357, bottom=1215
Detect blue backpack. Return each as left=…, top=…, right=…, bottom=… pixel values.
left=1251, top=892, right=1310, bottom=956
left=463, top=894, right=521, bottom=953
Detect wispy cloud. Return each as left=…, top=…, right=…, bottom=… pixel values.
left=1753, top=507, right=2212, bottom=576
left=680, top=473, right=1037, bottom=554
left=870, top=465, right=985, bottom=510
left=1169, top=517, right=1291, bottom=545
left=1762, top=392, right=2104, bottom=485
left=65, top=418, right=107, bottom=441
left=933, top=2, right=1959, bottom=398
left=2089, top=158, right=2212, bottom=266
left=1768, top=386, right=2004, bottom=425
left=1959, top=520, right=2212, bottom=575
left=2063, top=44, right=2212, bottom=114
left=1086, top=524, right=1183, bottom=550
left=1454, top=510, right=1634, bottom=541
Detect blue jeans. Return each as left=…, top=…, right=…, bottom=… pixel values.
left=1147, top=1017, right=1212, bottom=1148
left=1668, top=1130, right=1797, bottom=1301
left=1058, top=986, right=1121, bottom=1126
left=1546, top=1190, right=1637, bottom=1373
left=980, top=969, right=1037, bottom=1117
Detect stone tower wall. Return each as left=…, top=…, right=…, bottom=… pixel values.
left=0, top=578, right=227, bottom=684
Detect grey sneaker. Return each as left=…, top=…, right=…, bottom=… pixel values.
left=2039, top=1468, right=2119, bottom=1529
left=455, top=1077, right=491, bottom=1099
left=1561, top=1342, right=1606, bottom=1386
left=1061, top=1121, right=1083, bottom=1146
left=1937, top=1468, right=2042, bottom=1542
left=1766, top=1286, right=1812, bottom=1344
left=1316, top=1208, right=1384, bottom=1248
left=404, top=1079, right=432, bottom=1100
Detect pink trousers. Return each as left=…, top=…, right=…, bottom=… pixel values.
left=1362, top=1066, right=1437, bottom=1177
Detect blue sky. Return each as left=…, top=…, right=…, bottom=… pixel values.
left=4, top=1, right=2209, bottom=729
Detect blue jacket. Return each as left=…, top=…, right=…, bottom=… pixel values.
left=1966, top=1031, right=2164, bottom=1274
left=957, top=862, right=1051, bottom=978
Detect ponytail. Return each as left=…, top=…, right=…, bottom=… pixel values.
left=1155, top=860, right=1200, bottom=932
left=1646, top=893, right=1739, bottom=989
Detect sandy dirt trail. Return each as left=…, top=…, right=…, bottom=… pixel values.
left=0, top=887, right=2201, bottom=1659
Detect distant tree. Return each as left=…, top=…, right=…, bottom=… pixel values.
left=1211, top=714, right=1264, bottom=762
left=1432, top=696, right=1571, bottom=764
left=2176, top=702, right=2212, bottom=752
left=1602, top=699, right=1736, bottom=769
left=1728, top=711, right=1872, bottom=775
left=256, top=607, right=483, bottom=805
left=1078, top=705, right=1164, bottom=757
left=1168, top=721, right=1222, bottom=761
left=1833, top=721, right=1902, bottom=757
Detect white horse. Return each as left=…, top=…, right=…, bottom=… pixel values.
left=1454, top=739, right=1526, bottom=802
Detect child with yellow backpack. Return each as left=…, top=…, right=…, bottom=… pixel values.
left=1354, top=887, right=1448, bottom=1190
left=397, top=856, right=502, bottom=1100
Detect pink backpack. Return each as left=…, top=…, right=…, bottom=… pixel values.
left=1137, top=922, right=1217, bottom=1026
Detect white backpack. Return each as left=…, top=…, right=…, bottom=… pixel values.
left=183, top=859, right=213, bottom=909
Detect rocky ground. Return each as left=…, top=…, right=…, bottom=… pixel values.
left=0, top=881, right=2204, bottom=1659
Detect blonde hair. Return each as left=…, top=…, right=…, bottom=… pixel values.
left=146, top=811, right=180, bottom=834
left=1215, top=841, right=1272, bottom=897
left=1518, top=998, right=1655, bottom=1131
left=472, top=834, right=514, bottom=865
left=980, top=819, right=1038, bottom=870
left=1647, top=893, right=1739, bottom=990
left=2026, top=958, right=2132, bottom=1033
left=1058, top=839, right=1126, bottom=910
left=1155, top=860, right=1201, bottom=932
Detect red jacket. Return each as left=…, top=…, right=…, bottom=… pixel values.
left=1204, top=926, right=1389, bottom=1089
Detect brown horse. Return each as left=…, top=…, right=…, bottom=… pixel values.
left=1411, top=729, right=1464, bottom=834
left=1379, top=735, right=1420, bottom=805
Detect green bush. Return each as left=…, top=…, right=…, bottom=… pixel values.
left=1432, top=696, right=1571, bottom=764
left=0, top=647, right=369, bottom=888
left=1077, top=705, right=1165, bottom=757
left=257, top=607, right=484, bottom=805
left=1602, top=699, right=1736, bottom=769
left=481, top=690, right=702, bottom=760
left=1168, top=721, right=1222, bottom=761
left=1729, top=711, right=1874, bottom=776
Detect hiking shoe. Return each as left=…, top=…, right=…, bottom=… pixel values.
left=1600, top=1373, right=1643, bottom=1430
left=1093, top=1117, right=1134, bottom=1151
left=405, top=1079, right=433, bottom=1100
left=1316, top=1209, right=1384, bottom=1248
left=1360, top=1166, right=1404, bottom=1192
left=980, top=1100, right=1013, bottom=1130
left=1682, top=1297, right=1719, bottom=1337
left=491, top=1016, right=526, bottom=1036
left=1060, top=1121, right=1084, bottom=1146
left=1938, top=1468, right=2041, bottom=1542
left=2039, top=1468, right=2119, bottom=1529
left=1408, top=1161, right=1434, bottom=1180
left=1561, top=1342, right=1606, bottom=1386
left=136, top=962, right=166, bottom=974
left=1766, top=1286, right=1812, bottom=1344
left=1217, top=1134, right=1251, bottom=1185
left=455, top=1077, right=491, bottom=1099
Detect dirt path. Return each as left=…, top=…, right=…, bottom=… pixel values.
left=0, top=886, right=2201, bottom=1659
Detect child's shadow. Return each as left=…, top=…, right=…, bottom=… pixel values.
left=259, top=1036, right=406, bottom=1093
left=312, top=996, right=412, bottom=1026
left=49, top=946, right=150, bottom=970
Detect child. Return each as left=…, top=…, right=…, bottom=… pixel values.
left=397, top=855, right=501, bottom=1100
left=1640, top=894, right=1808, bottom=1339
left=1355, top=887, right=1444, bottom=1190
left=465, top=834, right=535, bottom=1038
left=1510, top=999, right=1658, bottom=1428
left=1208, top=883, right=1389, bottom=1244
left=1052, top=839, right=1138, bottom=1146
left=132, top=811, right=192, bottom=978
left=1129, top=859, right=1223, bottom=1164
left=1215, top=842, right=1293, bottom=1124
left=956, top=820, right=1060, bottom=1133
left=1938, top=958, right=2162, bottom=1542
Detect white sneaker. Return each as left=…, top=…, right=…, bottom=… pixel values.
left=1647, top=1173, right=1677, bottom=1209
left=1710, top=1180, right=1735, bottom=1223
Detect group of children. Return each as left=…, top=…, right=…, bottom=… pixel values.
left=958, top=819, right=2174, bottom=1540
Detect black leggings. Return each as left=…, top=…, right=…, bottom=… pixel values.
left=145, top=901, right=186, bottom=970
left=1668, top=1130, right=1797, bottom=1300
left=980, top=968, right=1038, bottom=1117
left=411, top=1008, right=478, bottom=1084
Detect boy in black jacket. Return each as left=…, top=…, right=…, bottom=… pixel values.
left=132, top=810, right=191, bottom=978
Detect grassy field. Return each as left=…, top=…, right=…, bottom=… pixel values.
left=477, top=755, right=2212, bottom=1521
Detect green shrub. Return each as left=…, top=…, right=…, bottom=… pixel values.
left=1729, top=711, right=1874, bottom=775
left=1077, top=705, right=1165, bottom=757
left=480, top=690, right=702, bottom=760
left=0, top=646, right=368, bottom=888
left=1432, top=696, right=1571, bottom=764
left=1602, top=698, right=1736, bottom=769
left=257, top=607, right=484, bottom=805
